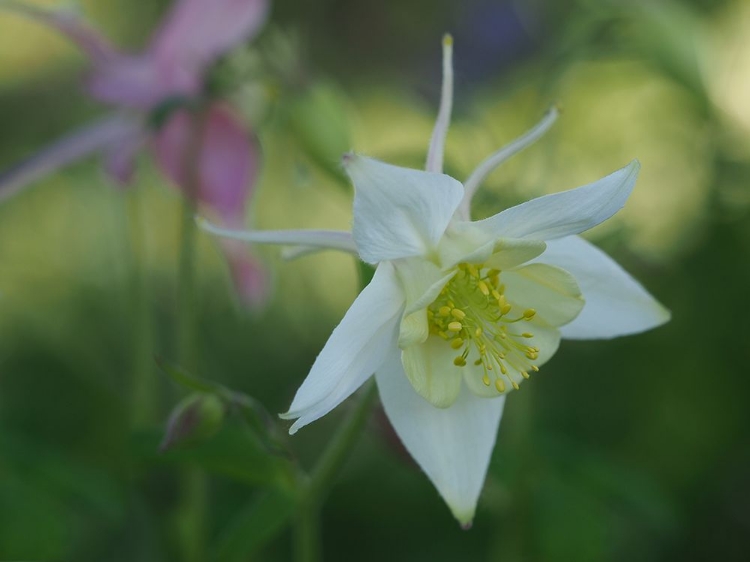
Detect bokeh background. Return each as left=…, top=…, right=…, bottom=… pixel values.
left=1, top=0, right=749, bottom=560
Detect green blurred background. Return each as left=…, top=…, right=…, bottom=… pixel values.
left=1, top=0, right=749, bottom=560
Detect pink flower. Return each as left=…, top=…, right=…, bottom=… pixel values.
left=0, top=0, right=270, bottom=307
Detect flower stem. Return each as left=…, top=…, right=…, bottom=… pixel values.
left=174, top=109, right=207, bottom=562
left=177, top=193, right=198, bottom=370
left=295, top=381, right=378, bottom=562
left=126, top=187, right=156, bottom=427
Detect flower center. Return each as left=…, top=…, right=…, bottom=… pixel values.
left=427, top=263, right=540, bottom=393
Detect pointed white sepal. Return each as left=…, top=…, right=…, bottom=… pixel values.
left=281, top=263, right=404, bottom=433
left=376, top=349, right=505, bottom=526
left=473, top=160, right=641, bottom=241
left=344, top=154, right=464, bottom=264
left=536, top=236, right=671, bottom=339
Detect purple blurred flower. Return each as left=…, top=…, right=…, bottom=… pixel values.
left=0, top=0, right=270, bottom=308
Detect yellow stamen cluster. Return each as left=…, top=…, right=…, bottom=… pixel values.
left=427, top=263, right=540, bottom=393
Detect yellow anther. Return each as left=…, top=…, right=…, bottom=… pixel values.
left=531, top=365, right=539, bottom=372
left=426, top=261, right=544, bottom=387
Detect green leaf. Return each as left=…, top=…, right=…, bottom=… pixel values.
left=213, top=490, right=296, bottom=562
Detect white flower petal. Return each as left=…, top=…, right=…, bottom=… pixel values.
left=281, top=263, right=403, bottom=434
left=473, top=160, right=641, bottom=241
left=458, top=107, right=559, bottom=220
left=484, top=238, right=547, bottom=270
left=343, top=154, right=464, bottom=264
left=536, top=236, right=671, bottom=339
left=394, top=258, right=456, bottom=315
left=425, top=34, right=454, bottom=174
left=401, top=336, right=463, bottom=408
left=376, top=350, right=505, bottom=525
left=502, top=263, right=584, bottom=328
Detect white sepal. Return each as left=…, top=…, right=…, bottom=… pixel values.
left=473, top=160, right=640, bottom=241
left=280, top=263, right=404, bottom=433
left=376, top=349, right=505, bottom=526
left=536, top=236, right=671, bottom=339
left=344, top=154, right=464, bottom=264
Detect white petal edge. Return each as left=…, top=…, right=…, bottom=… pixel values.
left=425, top=34, right=454, bottom=174
left=197, top=218, right=358, bottom=254
left=344, top=154, right=464, bottom=264
left=457, top=107, right=559, bottom=220
left=472, top=160, right=640, bottom=241
left=281, top=262, right=404, bottom=434
left=535, top=235, right=670, bottom=339
left=376, top=348, right=505, bottom=526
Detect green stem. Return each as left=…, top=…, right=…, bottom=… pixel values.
left=177, top=194, right=199, bottom=371
left=127, top=188, right=156, bottom=427
left=174, top=109, right=207, bottom=562
left=295, top=381, right=378, bottom=562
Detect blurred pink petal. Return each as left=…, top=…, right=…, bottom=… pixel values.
left=153, top=103, right=258, bottom=222
left=153, top=103, right=267, bottom=306
left=0, top=114, right=139, bottom=202
left=103, top=125, right=148, bottom=185
left=86, top=55, right=172, bottom=109
left=151, top=0, right=269, bottom=76
left=221, top=238, right=271, bottom=309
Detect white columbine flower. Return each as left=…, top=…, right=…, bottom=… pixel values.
left=200, top=35, right=670, bottom=525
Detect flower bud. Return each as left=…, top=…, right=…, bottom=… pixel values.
left=159, top=393, right=226, bottom=452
